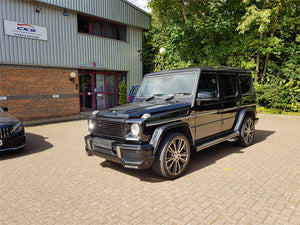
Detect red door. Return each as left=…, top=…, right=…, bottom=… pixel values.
left=79, top=71, right=126, bottom=111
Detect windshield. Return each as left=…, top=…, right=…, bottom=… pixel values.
left=138, top=72, right=197, bottom=98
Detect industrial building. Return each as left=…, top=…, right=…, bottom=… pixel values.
left=0, top=0, right=151, bottom=121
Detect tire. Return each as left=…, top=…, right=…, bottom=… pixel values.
left=237, top=116, right=255, bottom=147
left=152, top=132, right=191, bottom=179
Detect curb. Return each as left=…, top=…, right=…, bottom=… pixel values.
left=23, top=114, right=89, bottom=127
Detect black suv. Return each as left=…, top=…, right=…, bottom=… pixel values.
left=85, top=67, right=258, bottom=179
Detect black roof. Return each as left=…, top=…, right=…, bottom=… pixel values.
left=146, top=66, right=251, bottom=77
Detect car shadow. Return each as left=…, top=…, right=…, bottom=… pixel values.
left=100, top=129, right=275, bottom=183
left=187, top=129, right=276, bottom=175
left=0, top=132, right=53, bottom=160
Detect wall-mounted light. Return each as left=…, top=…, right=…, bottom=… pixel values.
left=63, top=10, right=69, bottom=16
left=36, top=6, right=41, bottom=13
left=70, top=72, right=77, bottom=82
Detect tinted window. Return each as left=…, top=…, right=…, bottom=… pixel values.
left=78, top=17, right=89, bottom=33
left=116, top=25, right=126, bottom=41
left=198, top=73, right=218, bottom=98
left=239, top=75, right=253, bottom=95
left=104, top=23, right=115, bottom=39
left=219, top=74, right=236, bottom=97
left=92, top=21, right=102, bottom=36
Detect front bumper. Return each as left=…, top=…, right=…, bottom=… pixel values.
left=85, top=135, right=155, bottom=169
left=0, top=135, right=26, bottom=152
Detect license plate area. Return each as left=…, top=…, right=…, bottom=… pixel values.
left=93, top=137, right=113, bottom=149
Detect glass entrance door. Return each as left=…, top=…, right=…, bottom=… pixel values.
left=94, top=73, right=105, bottom=109
left=79, top=72, right=93, bottom=111
left=79, top=71, right=127, bottom=111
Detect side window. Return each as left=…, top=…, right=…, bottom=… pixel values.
left=77, top=15, right=127, bottom=41
left=116, top=25, right=126, bottom=41
left=219, top=74, right=237, bottom=97
left=104, top=23, right=115, bottom=39
left=92, top=21, right=102, bottom=36
left=78, top=16, right=89, bottom=33
left=239, top=75, right=253, bottom=95
left=197, top=73, right=218, bottom=98
left=131, top=87, right=139, bottom=95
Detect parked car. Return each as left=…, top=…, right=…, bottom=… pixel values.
left=0, top=106, right=26, bottom=152
left=85, top=67, right=258, bottom=179
left=127, top=84, right=140, bottom=103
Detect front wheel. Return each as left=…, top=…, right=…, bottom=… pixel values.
left=152, top=132, right=191, bottom=179
left=238, top=116, right=255, bottom=147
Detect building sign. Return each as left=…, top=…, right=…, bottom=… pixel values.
left=3, top=20, right=48, bottom=41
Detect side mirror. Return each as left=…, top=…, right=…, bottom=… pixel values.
left=197, top=92, right=214, bottom=101
left=1, top=106, right=8, bottom=112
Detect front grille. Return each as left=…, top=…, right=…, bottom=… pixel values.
left=94, top=119, right=125, bottom=140
left=0, top=127, right=10, bottom=139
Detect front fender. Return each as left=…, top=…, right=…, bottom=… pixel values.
left=149, top=121, right=192, bottom=155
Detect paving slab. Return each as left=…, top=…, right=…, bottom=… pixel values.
left=0, top=114, right=299, bottom=224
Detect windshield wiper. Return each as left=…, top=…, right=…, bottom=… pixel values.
left=165, top=95, right=175, bottom=101
left=145, top=94, right=165, bottom=101
left=175, top=92, right=190, bottom=96
left=145, top=95, right=155, bottom=101
left=164, top=93, right=190, bottom=101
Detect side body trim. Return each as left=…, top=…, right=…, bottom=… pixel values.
left=196, top=131, right=239, bottom=152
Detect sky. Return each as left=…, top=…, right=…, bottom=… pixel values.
left=126, top=0, right=151, bottom=13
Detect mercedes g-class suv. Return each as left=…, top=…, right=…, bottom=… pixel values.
left=85, top=67, right=258, bottom=179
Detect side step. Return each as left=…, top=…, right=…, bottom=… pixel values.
left=196, top=131, right=239, bottom=152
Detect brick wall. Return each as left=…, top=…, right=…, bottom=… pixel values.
left=0, top=66, right=80, bottom=121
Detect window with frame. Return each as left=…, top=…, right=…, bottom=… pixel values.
left=198, top=73, right=218, bottom=98
left=239, top=75, right=253, bottom=95
left=78, top=15, right=126, bottom=41
left=219, top=74, right=237, bottom=97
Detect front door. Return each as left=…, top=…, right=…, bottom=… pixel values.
left=194, top=72, right=222, bottom=140
left=79, top=71, right=126, bottom=111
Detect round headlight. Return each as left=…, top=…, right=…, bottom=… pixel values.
left=131, top=124, right=140, bottom=137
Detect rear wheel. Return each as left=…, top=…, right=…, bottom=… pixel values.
left=152, top=132, right=191, bottom=179
left=238, top=116, right=255, bottom=147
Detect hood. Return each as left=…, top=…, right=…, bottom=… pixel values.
left=0, top=111, right=19, bottom=125
left=96, top=102, right=191, bottom=119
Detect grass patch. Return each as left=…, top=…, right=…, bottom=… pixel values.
left=257, top=106, right=300, bottom=116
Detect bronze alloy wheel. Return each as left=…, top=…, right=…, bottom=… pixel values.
left=238, top=116, right=255, bottom=147
left=165, top=137, right=189, bottom=176
left=152, top=132, right=191, bottom=179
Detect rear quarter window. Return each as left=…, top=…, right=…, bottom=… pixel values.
left=239, top=75, right=253, bottom=95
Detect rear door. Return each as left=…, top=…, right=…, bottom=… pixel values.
left=219, top=73, right=239, bottom=132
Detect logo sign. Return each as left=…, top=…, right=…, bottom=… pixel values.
left=4, top=20, right=48, bottom=41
